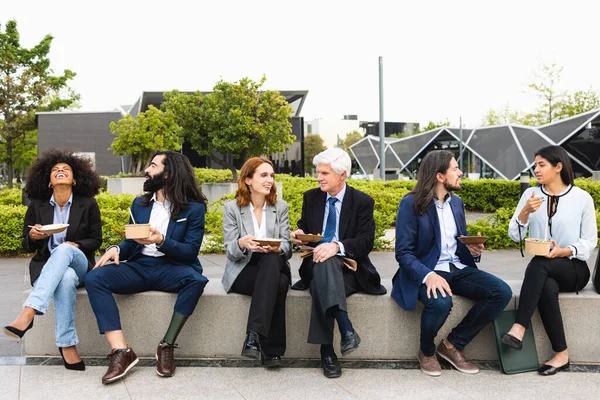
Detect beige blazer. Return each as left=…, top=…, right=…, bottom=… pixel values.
left=221, top=199, right=292, bottom=292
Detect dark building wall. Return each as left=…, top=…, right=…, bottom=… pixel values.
left=37, top=112, right=123, bottom=176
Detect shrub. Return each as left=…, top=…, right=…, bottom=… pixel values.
left=466, top=207, right=516, bottom=250
left=194, top=168, right=233, bottom=185
left=0, top=188, right=24, bottom=206
left=0, top=205, right=28, bottom=254
left=0, top=172, right=598, bottom=255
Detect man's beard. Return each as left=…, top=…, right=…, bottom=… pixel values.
left=143, top=171, right=166, bottom=193
left=444, top=181, right=461, bottom=192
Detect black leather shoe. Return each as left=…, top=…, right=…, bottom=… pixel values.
left=501, top=333, right=523, bottom=350
left=538, top=362, right=570, bottom=376
left=3, top=320, right=34, bottom=340
left=262, top=354, right=282, bottom=368
left=340, top=330, right=361, bottom=356
left=241, top=331, right=261, bottom=359
left=322, top=355, right=342, bottom=378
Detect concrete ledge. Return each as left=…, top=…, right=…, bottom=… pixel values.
left=24, top=279, right=518, bottom=361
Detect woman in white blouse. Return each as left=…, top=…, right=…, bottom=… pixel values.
left=222, top=157, right=292, bottom=368
left=502, top=145, right=597, bottom=376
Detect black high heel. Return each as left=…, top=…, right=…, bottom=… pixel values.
left=59, top=347, right=86, bottom=371
left=3, top=320, right=34, bottom=340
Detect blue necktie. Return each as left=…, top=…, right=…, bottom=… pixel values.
left=321, top=197, right=338, bottom=243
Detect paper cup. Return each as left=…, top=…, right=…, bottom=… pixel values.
left=125, top=224, right=151, bottom=239
left=525, top=238, right=551, bottom=256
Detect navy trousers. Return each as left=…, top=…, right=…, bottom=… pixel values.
left=418, top=265, right=512, bottom=356
left=85, top=255, right=208, bottom=334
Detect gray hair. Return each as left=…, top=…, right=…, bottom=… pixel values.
left=313, top=148, right=352, bottom=178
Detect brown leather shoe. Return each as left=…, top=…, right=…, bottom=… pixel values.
left=418, top=351, right=442, bottom=376
left=102, top=346, right=139, bottom=385
left=156, top=341, right=178, bottom=377
left=436, top=341, right=479, bottom=374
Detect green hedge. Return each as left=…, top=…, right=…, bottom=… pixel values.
left=1, top=173, right=599, bottom=255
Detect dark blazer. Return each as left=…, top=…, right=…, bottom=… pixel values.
left=294, top=185, right=386, bottom=295
left=22, top=195, right=102, bottom=286
left=117, top=197, right=206, bottom=275
left=391, top=193, right=477, bottom=311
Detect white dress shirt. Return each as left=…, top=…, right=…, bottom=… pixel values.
left=509, top=185, right=597, bottom=261
left=423, top=195, right=468, bottom=283
left=249, top=202, right=267, bottom=239
left=141, top=194, right=171, bottom=257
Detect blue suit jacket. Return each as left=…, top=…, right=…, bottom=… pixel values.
left=391, top=193, right=477, bottom=311
left=118, top=197, right=206, bottom=275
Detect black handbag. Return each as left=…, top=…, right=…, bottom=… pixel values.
left=592, top=252, right=600, bottom=294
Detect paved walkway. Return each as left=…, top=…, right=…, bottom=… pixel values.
left=1, top=365, right=598, bottom=400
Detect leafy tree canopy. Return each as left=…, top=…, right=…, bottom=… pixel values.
left=109, top=105, right=182, bottom=175
left=0, top=20, right=79, bottom=187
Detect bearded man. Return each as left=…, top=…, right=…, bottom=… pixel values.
left=86, top=151, right=209, bottom=384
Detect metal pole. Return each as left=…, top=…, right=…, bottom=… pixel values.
left=378, top=56, right=385, bottom=180
left=520, top=171, right=529, bottom=197
left=459, top=116, right=463, bottom=171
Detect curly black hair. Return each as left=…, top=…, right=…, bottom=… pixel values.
left=24, top=148, right=101, bottom=200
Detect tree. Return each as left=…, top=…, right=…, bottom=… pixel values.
left=161, top=90, right=205, bottom=151
left=304, top=134, right=327, bottom=175
left=415, top=120, right=450, bottom=134
left=481, top=63, right=600, bottom=127
left=336, top=130, right=363, bottom=160
left=560, top=89, right=600, bottom=118
left=526, top=63, right=565, bottom=125
left=481, top=105, right=527, bottom=126
left=0, top=20, right=79, bottom=187
left=109, top=105, right=182, bottom=175
left=195, top=76, right=295, bottom=180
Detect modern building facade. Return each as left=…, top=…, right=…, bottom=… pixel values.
left=350, top=108, right=600, bottom=180
left=36, top=90, right=308, bottom=176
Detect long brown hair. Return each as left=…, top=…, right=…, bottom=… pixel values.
left=410, top=150, right=454, bottom=215
left=140, top=151, right=207, bottom=219
left=236, top=157, right=277, bottom=207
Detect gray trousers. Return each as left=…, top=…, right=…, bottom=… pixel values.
left=307, top=256, right=359, bottom=344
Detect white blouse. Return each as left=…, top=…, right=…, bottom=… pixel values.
left=508, top=185, right=598, bottom=262
left=249, top=202, right=267, bottom=239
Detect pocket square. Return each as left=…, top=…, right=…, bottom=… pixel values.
left=176, top=218, right=187, bottom=223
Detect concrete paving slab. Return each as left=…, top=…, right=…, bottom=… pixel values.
left=18, top=366, right=130, bottom=400
left=219, top=367, right=356, bottom=400
left=0, top=366, right=20, bottom=400
left=334, top=368, right=468, bottom=399
left=123, top=367, right=244, bottom=400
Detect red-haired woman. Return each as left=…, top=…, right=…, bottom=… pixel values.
left=222, top=157, right=292, bottom=368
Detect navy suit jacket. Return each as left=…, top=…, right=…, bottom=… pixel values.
left=295, top=185, right=386, bottom=295
left=118, top=197, right=206, bottom=275
left=391, top=193, right=477, bottom=311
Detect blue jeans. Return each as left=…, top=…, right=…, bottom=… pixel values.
left=418, top=265, right=512, bottom=356
left=24, top=244, right=89, bottom=347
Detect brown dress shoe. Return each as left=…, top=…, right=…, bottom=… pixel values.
left=436, top=341, right=479, bottom=374
left=156, top=341, right=178, bottom=377
left=418, top=351, right=442, bottom=376
left=102, top=346, right=139, bottom=385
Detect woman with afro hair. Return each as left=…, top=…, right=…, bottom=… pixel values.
left=3, top=149, right=102, bottom=371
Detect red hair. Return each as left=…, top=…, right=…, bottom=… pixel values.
left=236, top=157, right=277, bottom=206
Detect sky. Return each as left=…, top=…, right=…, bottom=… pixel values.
left=4, top=0, right=600, bottom=128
